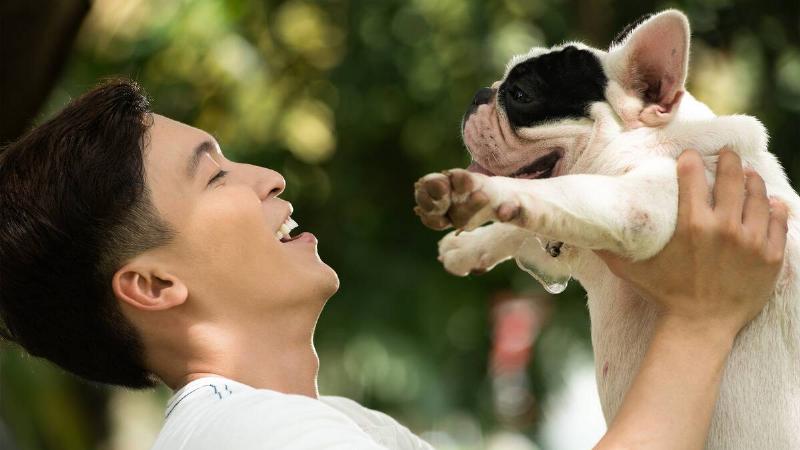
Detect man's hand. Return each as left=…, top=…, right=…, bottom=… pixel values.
left=596, top=148, right=789, bottom=337
left=594, top=148, right=790, bottom=450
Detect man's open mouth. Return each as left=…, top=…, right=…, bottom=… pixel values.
left=467, top=149, right=563, bottom=179
left=275, top=216, right=300, bottom=242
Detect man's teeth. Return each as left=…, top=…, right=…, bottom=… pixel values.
left=275, top=217, right=299, bottom=241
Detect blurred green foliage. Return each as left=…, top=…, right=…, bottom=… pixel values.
left=1, top=0, right=798, bottom=449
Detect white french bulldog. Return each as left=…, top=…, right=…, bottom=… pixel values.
left=413, top=10, right=800, bottom=449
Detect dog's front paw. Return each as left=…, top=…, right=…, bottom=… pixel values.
left=438, top=229, right=510, bottom=276
left=414, top=169, right=519, bottom=231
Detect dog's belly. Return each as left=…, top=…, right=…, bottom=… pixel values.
left=577, top=246, right=800, bottom=450
left=579, top=268, right=657, bottom=422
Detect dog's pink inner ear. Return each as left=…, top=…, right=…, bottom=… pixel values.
left=628, top=26, right=687, bottom=108
left=613, top=11, right=690, bottom=126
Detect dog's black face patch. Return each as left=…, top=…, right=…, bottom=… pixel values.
left=500, top=45, right=607, bottom=128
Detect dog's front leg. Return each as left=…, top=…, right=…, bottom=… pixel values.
left=437, top=223, right=533, bottom=276
left=415, top=158, right=678, bottom=260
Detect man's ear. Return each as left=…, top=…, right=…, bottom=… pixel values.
left=604, top=10, right=690, bottom=128
left=113, top=262, right=188, bottom=312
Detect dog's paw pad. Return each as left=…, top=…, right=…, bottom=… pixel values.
left=449, top=169, right=477, bottom=194
left=421, top=174, right=451, bottom=201
left=449, top=191, right=490, bottom=229
left=414, top=173, right=454, bottom=230
left=415, top=169, right=497, bottom=231
left=415, top=208, right=451, bottom=230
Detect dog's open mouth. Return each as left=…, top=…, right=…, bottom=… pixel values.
left=467, top=149, right=563, bottom=179
left=510, top=150, right=563, bottom=179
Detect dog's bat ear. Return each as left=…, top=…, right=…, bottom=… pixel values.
left=604, top=10, right=690, bottom=128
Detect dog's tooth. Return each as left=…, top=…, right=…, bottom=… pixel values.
left=280, top=223, right=290, bottom=235
left=276, top=231, right=284, bottom=240
left=287, top=217, right=298, bottom=230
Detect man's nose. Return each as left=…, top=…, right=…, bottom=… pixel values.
left=472, top=87, right=495, bottom=106
left=257, top=169, right=286, bottom=201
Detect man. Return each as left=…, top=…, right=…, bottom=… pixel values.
left=0, top=79, right=787, bottom=449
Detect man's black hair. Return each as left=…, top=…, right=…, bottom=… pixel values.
left=0, top=79, right=175, bottom=388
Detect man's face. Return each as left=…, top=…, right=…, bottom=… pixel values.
left=142, top=114, right=339, bottom=321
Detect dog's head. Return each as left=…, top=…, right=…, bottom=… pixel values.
left=463, top=10, right=690, bottom=178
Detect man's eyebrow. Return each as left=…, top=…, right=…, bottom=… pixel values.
left=187, top=140, right=216, bottom=179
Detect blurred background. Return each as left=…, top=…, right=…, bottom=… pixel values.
left=0, top=0, right=798, bottom=449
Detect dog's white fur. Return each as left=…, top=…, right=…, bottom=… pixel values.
left=426, top=10, right=800, bottom=449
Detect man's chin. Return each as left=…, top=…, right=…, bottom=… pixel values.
left=312, top=262, right=340, bottom=301
left=324, top=266, right=340, bottom=296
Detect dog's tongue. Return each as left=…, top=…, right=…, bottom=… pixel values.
left=467, top=161, right=494, bottom=176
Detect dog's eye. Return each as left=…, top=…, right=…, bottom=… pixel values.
left=510, top=86, right=532, bottom=104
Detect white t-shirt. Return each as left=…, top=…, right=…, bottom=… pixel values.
left=150, top=376, right=435, bottom=450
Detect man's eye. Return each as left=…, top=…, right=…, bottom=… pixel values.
left=208, top=170, right=228, bottom=185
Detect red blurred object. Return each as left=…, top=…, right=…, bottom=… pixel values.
left=489, top=292, right=551, bottom=423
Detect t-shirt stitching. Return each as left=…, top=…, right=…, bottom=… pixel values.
left=165, top=384, right=230, bottom=419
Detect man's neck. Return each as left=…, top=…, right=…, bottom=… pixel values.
left=155, top=306, right=322, bottom=398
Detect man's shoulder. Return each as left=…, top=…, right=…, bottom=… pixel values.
left=319, top=396, right=434, bottom=450
left=319, top=396, right=401, bottom=428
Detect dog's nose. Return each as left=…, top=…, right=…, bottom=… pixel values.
left=463, top=86, right=496, bottom=126
left=472, top=87, right=495, bottom=106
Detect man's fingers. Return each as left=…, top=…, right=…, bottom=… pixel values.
left=676, top=149, right=711, bottom=226
left=766, top=198, right=789, bottom=264
left=713, top=149, right=745, bottom=222
left=742, top=169, right=770, bottom=239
